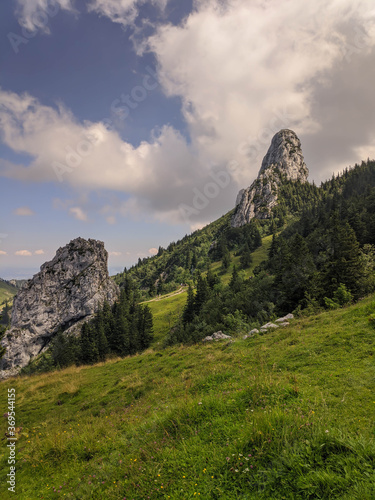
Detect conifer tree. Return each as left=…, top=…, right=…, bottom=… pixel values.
left=182, top=285, right=195, bottom=325
left=240, top=242, right=253, bottom=269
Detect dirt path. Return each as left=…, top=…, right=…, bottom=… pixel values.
left=141, top=286, right=187, bottom=304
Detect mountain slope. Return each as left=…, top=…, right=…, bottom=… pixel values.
left=0, top=279, right=17, bottom=304
left=1, top=294, right=374, bottom=499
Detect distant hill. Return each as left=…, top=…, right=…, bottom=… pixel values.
left=0, top=278, right=17, bottom=305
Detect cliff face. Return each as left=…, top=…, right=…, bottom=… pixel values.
left=0, top=237, right=119, bottom=378
left=232, top=129, right=308, bottom=227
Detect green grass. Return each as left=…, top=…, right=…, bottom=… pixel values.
left=1, top=294, right=375, bottom=499
left=0, top=281, right=17, bottom=305
left=144, top=291, right=187, bottom=346
left=208, top=234, right=273, bottom=284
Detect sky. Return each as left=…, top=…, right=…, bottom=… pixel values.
left=1, top=0, right=375, bottom=279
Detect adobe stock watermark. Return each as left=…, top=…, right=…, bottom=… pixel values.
left=178, top=165, right=236, bottom=224
left=179, top=105, right=293, bottom=224
left=6, top=388, right=16, bottom=493
left=7, top=1, right=61, bottom=54
left=51, top=66, right=159, bottom=182
left=237, top=106, right=291, bottom=163
left=340, top=25, right=374, bottom=63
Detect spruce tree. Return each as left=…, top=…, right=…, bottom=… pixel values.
left=240, top=243, right=253, bottom=269
left=194, top=273, right=209, bottom=313
left=182, top=285, right=195, bottom=325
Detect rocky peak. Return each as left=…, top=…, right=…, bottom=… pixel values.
left=231, top=129, right=308, bottom=227
left=0, top=237, right=120, bottom=378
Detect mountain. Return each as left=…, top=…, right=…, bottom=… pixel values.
left=0, top=237, right=119, bottom=378
left=0, top=278, right=17, bottom=304
left=232, top=129, right=309, bottom=227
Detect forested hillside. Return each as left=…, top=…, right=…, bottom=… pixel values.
left=116, top=160, right=375, bottom=346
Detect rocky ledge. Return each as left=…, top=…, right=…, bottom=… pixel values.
left=232, top=129, right=308, bottom=227
left=0, top=237, right=120, bottom=378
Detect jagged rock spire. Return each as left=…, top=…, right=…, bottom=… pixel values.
left=231, top=129, right=308, bottom=227
left=0, top=237, right=120, bottom=378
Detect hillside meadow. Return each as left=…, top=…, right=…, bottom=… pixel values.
left=0, top=294, right=374, bottom=499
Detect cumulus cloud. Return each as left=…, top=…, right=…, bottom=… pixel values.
left=0, top=251, right=7, bottom=255
left=15, top=250, right=32, bottom=256
left=0, top=88, right=226, bottom=226
left=148, top=247, right=158, bottom=255
left=106, top=216, right=116, bottom=225
left=69, top=207, right=88, bottom=221
left=146, top=0, right=375, bottom=185
left=35, top=249, right=45, bottom=255
left=109, top=251, right=122, bottom=256
left=2, top=0, right=375, bottom=228
left=88, top=0, right=169, bottom=28
left=14, top=206, right=35, bottom=216
left=15, top=0, right=76, bottom=33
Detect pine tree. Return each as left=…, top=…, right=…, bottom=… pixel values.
left=229, top=265, right=242, bottom=293
left=97, top=324, right=109, bottom=361
left=323, top=216, right=362, bottom=298
left=194, top=273, right=209, bottom=313
left=182, top=285, right=195, bottom=325
left=138, top=305, right=153, bottom=350
left=240, top=243, right=253, bottom=269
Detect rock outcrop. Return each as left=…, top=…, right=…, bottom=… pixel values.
left=202, top=331, right=232, bottom=342
left=0, top=237, right=120, bottom=378
left=232, top=129, right=308, bottom=227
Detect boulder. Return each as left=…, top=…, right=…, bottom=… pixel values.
left=203, top=331, right=232, bottom=342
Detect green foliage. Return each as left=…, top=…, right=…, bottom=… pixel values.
left=22, top=282, right=154, bottom=375
left=2, top=295, right=375, bottom=499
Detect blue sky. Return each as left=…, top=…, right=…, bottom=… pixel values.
left=1, top=0, right=375, bottom=279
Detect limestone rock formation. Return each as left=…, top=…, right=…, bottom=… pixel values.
left=0, top=237, right=120, bottom=378
left=232, top=129, right=308, bottom=227
left=202, top=331, right=232, bottom=342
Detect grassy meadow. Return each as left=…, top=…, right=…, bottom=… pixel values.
left=0, top=293, right=374, bottom=499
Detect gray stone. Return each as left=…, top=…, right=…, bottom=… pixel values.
left=279, top=322, right=290, bottom=327
left=232, top=130, right=308, bottom=227
left=249, top=328, right=259, bottom=335
left=203, top=331, right=232, bottom=342
left=261, top=322, right=279, bottom=329
left=0, top=237, right=120, bottom=378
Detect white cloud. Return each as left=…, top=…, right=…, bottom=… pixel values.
left=109, top=251, right=122, bottom=256
left=35, top=249, right=45, bottom=255
left=0, top=251, right=7, bottom=256
left=148, top=247, right=158, bottom=255
left=106, top=215, right=116, bottom=225
left=0, top=89, right=211, bottom=225
left=146, top=0, right=375, bottom=186
left=88, top=0, right=169, bottom=28
left=69, top=207, right=88, bottom=221
left=14, top=206, right=35, bottom=216
left=15, top=250, right=32, bottom=256
left=2, top=1, right=375, bottom=227
left=15, top=0, right=76, bottom=33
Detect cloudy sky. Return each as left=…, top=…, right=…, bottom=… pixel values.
left=1, top=0, right=375, bottom=279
